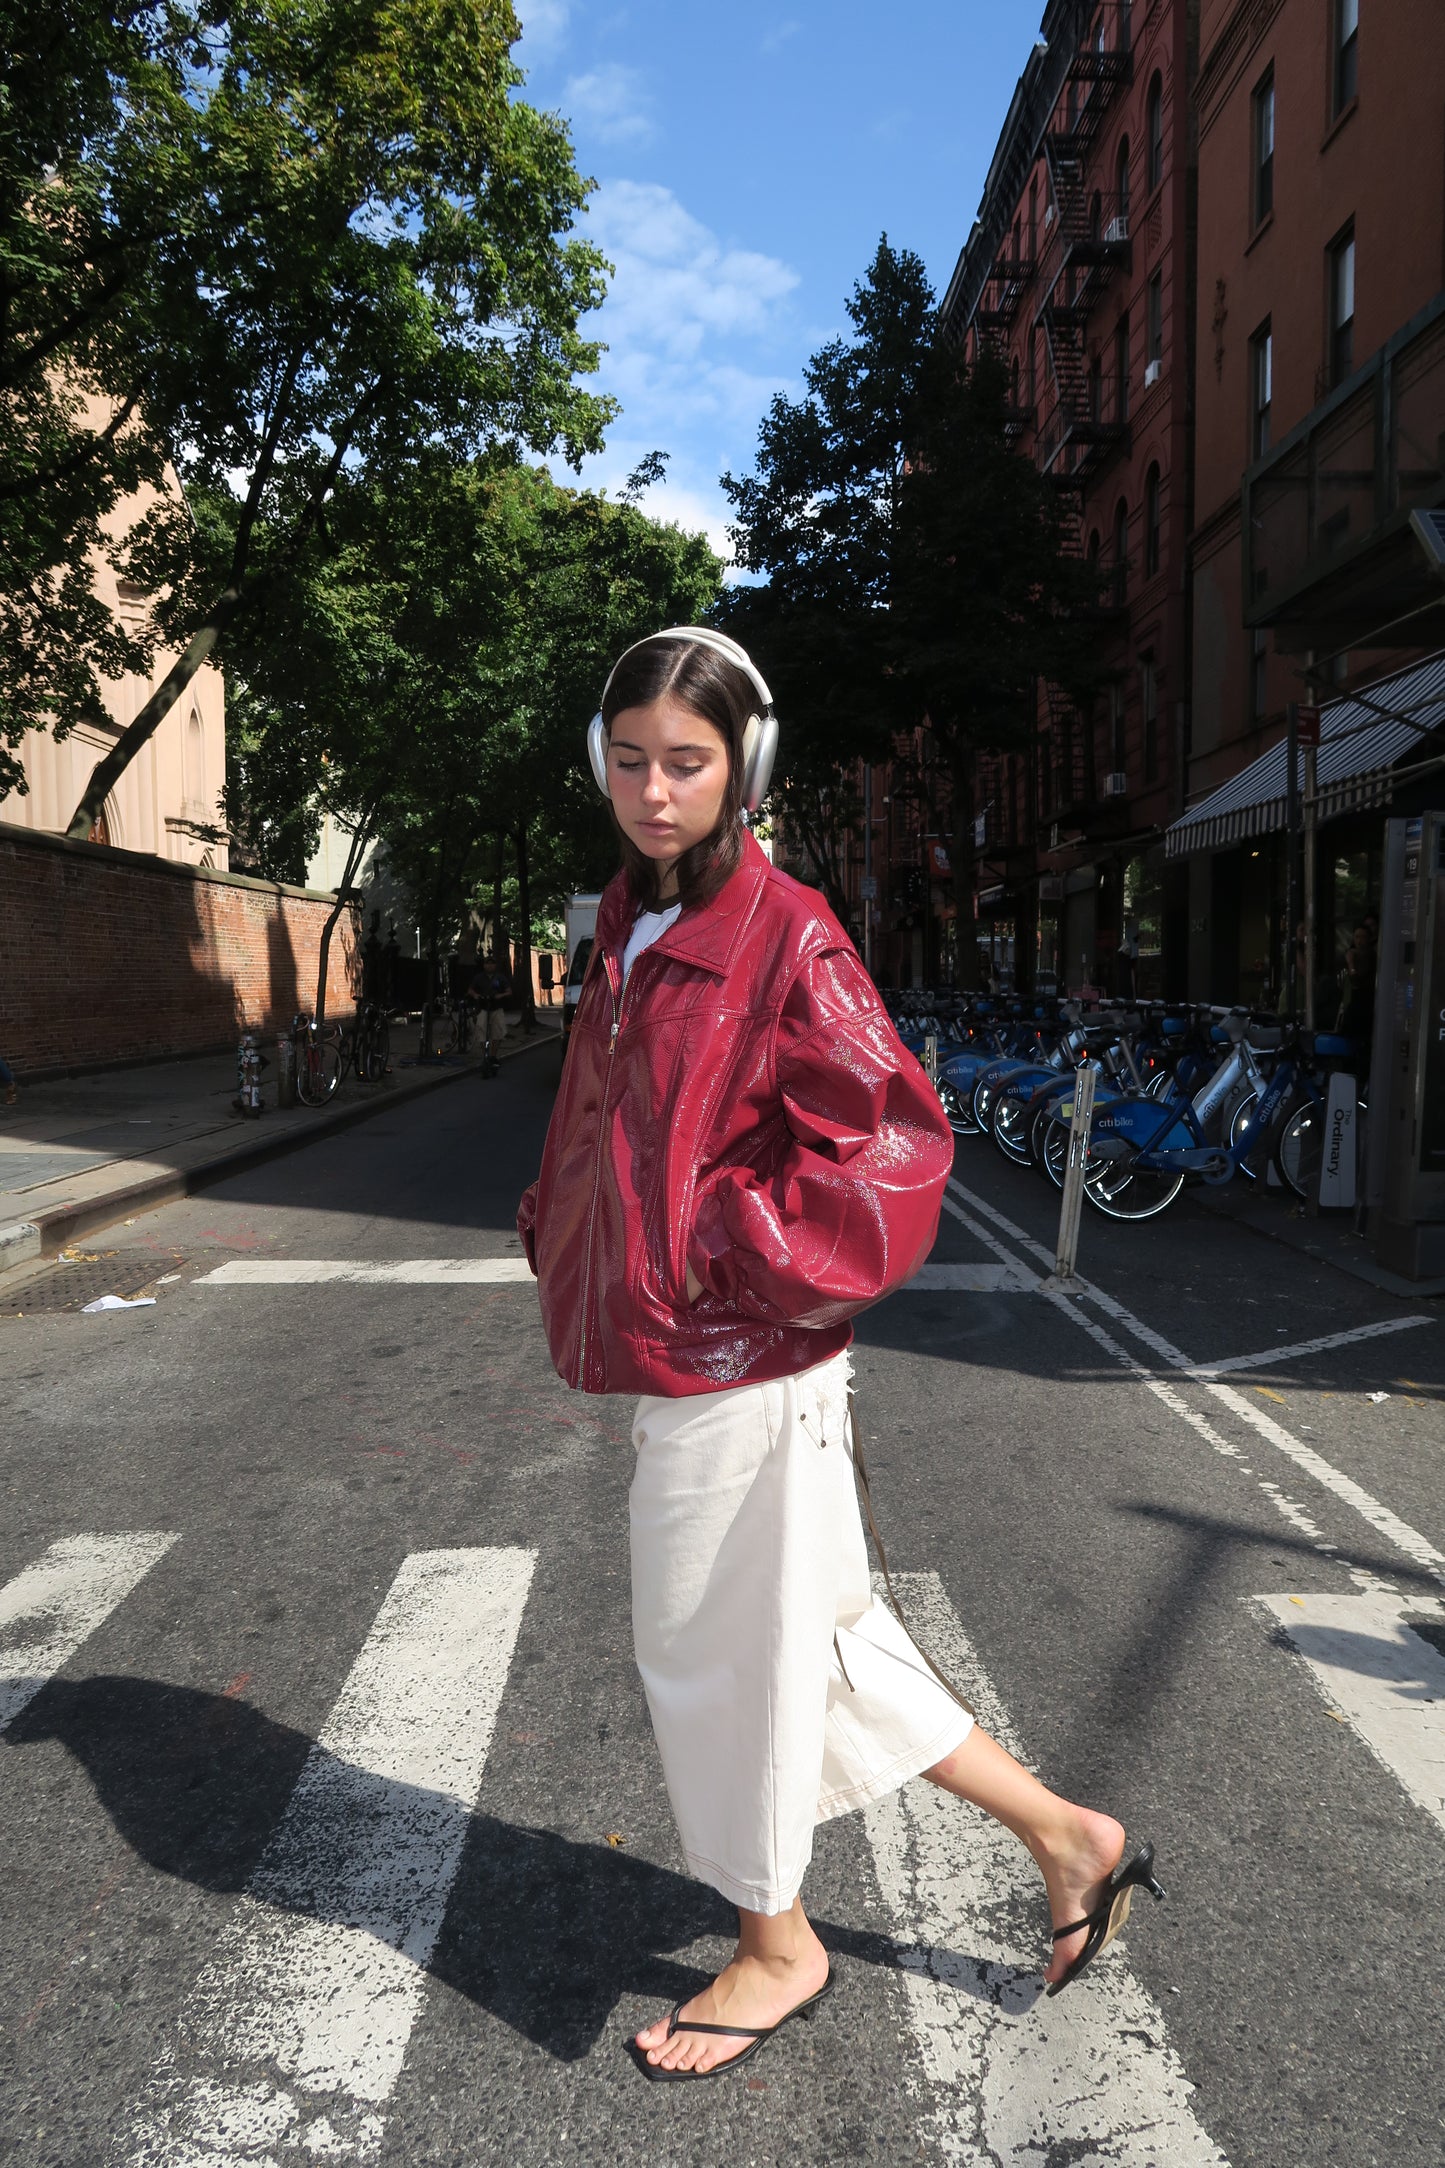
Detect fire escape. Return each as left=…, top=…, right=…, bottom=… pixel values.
left=1034, top=8, right=1133, bottom=483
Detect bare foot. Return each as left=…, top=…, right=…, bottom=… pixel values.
left=634, top=1938, right=831, bottom=2075
left=1032, top=1807, right=1128, bottom=1987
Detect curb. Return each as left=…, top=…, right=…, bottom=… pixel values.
left=11, top=1029, right=558, bottom=1262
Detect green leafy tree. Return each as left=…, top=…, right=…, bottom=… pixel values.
left=0, top=0, right=613, bottom=826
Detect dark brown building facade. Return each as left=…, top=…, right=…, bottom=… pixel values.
left=1179, top=0, right=1445, bottom=1006
left=943, top=0, right=1197, bottom=998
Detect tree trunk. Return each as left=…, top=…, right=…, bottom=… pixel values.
left=514, top=821, right=536, bottom=1033
left=314, top=818, right=373, bottom=1027
left=66, top=585, right=244, bottom=838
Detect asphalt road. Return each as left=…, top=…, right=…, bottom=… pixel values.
left=1, top=1038, right=1442, bottom=2168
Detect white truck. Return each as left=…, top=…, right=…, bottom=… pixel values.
left=561, top=892, right=603, bottom=1056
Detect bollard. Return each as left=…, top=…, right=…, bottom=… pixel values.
left=236, top=1033, right=264, bottom=1119
left=924, top=1032, right=939, bottom=1086
left=276, top=1032, right=296, bottom=1109
left=1053, top=1062, right=1097, bottom=1284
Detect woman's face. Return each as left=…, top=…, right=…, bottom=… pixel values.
left=606, top=698, right=731, bottom=883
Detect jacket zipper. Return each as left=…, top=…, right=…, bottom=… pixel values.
left=577, top=949, right=629, bottom=1389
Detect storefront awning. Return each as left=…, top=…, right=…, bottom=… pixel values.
left=1165, top=651, right=1445, bottom=858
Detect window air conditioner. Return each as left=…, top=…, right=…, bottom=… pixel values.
left=1103, top=771, right=1128, bottom=797
left=1103, top=215, right=1129, bottom=243
left=1144, top=357, right=1162, bottom=388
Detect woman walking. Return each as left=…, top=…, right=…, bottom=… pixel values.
left=518, top=628, right=1163, bottom=2082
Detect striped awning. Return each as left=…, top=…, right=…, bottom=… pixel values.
left=1166, top=651, right=1445, bottom=858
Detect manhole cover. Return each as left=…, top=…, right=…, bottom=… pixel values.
left=0, top=1249, right=185, bottom=1316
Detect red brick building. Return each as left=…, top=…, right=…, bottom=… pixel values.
left=1175, top=0, right=1445, bottom=1005
left=943, top=0, right=1196, bottom=997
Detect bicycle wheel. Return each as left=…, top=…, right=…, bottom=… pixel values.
left=937, top=1079, right=979, bottom=1135
left=297, top=1038, right=341, bottom=1105
left=1083, top=1147, right=1186, bottom=1221
left=991, top=1091, right=1035, bottom=1167
left=364, top=1020, right=390, bottom=1081
left=1274, top=1097, right=1324, bottom=1200
left=1227, top=1089, right=1263, bottom=1184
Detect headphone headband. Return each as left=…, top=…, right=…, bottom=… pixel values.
left=587, top=625, right=779, bottom=816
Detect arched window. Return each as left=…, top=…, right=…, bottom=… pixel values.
left=186, top=708, right=205, bottom=812
left=1144, top=463, right=1162, bottom=576
left=1146, top=73, right=1164, bottom=192
left=1115, top=135, right=1130, bottom=220
left=1112, top=497, right=1129, bottom=604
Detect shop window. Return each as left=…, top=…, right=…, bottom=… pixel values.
left=1328, top=223, right=1355, bottom=384
left=1144, top=463, right=1161, bottom=576
left=1146, top=72, right=1164, bottom=192
left=1333, top=0, right=1359, bottom=115
left=1250, top=320, right=1273, bottom=457
left=1253, top=68, right=1274, bottom=225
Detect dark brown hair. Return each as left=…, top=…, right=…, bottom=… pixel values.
left=600, top=637, right=754, bottom=911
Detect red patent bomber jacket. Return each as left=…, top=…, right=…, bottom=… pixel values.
left=517, top=831, right=954, bottom=1396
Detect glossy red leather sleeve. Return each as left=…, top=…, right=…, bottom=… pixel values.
left=687, top=943, right=953, bottom=1328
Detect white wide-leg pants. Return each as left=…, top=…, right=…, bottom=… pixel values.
left=629, top=1349, right=974, bottom=1915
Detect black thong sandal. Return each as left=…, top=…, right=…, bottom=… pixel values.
left=628, top=1967, right=833, bottom=2082
left=1045, top=1842, right=1167, bottom=1998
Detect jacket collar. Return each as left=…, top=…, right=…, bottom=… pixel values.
left=595, top=829, right=771, bottom=979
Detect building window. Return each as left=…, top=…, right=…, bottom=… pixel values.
left=1141, top=655, right=1159, bottom=781
left=1250, top=320, right=1272, bottom=456
left=1146, top=72, right=1164, bottom=192
left=1144, top=464, right=1161, bottom=575
left=1028, top=177, right=1037, bottom=260
left=1329, top=223, right=1355, bottom=383
left=1110, top=683, right=1126, bottom=773
left=1115, top=135, right=1130, bottom=221
left=1333, top=0, right=1359, bottom=114
left=1250, top=629, right=1269, bottom=721
left=1147, top=271, right=1163, bottom=367
left=1012, top=215, right=1021, bottom=265
left=1089, top=351, right=1103, bottom=420
left=1118, top=0, right=1131, bottom=54
left=1011, top=352, right=1021, bottom=407
left=1253, top=68, right=1275, bottom=225
left=1115, top=311, right=1130, bottom=421
left=1112, top=496, right=1129, bottom=604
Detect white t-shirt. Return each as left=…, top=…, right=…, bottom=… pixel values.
left=622, top=901, right=682, bottom=987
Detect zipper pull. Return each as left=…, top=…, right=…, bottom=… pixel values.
left=610, top=1017, right=619, bottom=1049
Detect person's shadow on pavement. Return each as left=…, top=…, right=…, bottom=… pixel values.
left=5, top=1675, right=948, bottom=2063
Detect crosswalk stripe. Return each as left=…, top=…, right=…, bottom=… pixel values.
left=1256, top=1591, right=1445, bottom=1837
left=0, top=1534, right=178, bottom=1733
left=862, top=1572, right=1230, bottom=2167
left=124, top=1546, right=536, bottom=2167
left=196, top=1258, right=534, bottom=1285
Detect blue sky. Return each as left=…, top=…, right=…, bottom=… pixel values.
left=515, top=1, right=1044, bottom=563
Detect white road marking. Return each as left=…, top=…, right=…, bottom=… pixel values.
left=1257, top=1592, right=1445, bottom=1837
left=196, top=1258, right=534, bottom=1285
left=946, top=1179, right=1445, bottom=1593
left=862, top=1572, right=1229, bottom=2167
left=124, top=1546, right=536, bottom=2167
left=1192, top=1315, right=1434, bottom=1377
left=0, top=1534, right=178, bottom=1732
left=907, top=1261, right=1040, bottom=1292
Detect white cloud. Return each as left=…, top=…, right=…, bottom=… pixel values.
left=761, top=18, right=802, bottom=54
left=515, top=0, right=569, bottom=59
left=563, top=62, right=654, bottom=145
left=572, top=182, right=802, bottom=573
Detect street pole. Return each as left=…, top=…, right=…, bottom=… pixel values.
left=1285, top=702, right=1301, bottom=1016
left=1303, top=741, right=1318, bottom=1029
left=1053, top=1061, right=1097, bottom=1285
left=863, top=763, right=874, bottom=977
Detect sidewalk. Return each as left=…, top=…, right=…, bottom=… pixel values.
left=0, top=1014, right=558, bottom=1272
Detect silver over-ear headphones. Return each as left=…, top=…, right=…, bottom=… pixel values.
left=586, top=626, right=779, bottom=816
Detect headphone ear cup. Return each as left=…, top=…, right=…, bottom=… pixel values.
left=741, top=714, right=778, bottom=814
left=587, top=713, right=611, bottom=798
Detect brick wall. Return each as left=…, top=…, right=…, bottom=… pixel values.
left=0, top=823, right=359, bottom=1074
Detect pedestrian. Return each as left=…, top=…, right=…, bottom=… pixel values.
left=518, top=627, right=1163, bottom=2083
left=0, top=1052, right=16, bottom=1106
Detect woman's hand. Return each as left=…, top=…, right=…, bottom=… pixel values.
left=685, top=1261, right=704, bottom=1305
